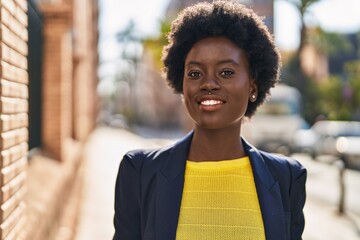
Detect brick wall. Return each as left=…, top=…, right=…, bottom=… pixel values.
left=0, top=0, right=28, bottom=239
left=1, top=0, right=98, bottom=239
left=72, top=0, right=99, bottom=141
left=23, top=0, right=99, bottom=239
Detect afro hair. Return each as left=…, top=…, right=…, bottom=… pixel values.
left=162, top=0, right=281, bottom=117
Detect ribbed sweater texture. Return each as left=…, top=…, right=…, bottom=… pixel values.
left=176, top=157, right=265, bottom=240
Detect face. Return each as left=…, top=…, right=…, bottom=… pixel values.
left=183, top=37, right=257, bottom=130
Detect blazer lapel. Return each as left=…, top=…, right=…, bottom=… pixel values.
left=155, top=131, right=193, bottom=240
left=154, top=133, right=286, bottom=240
left=243, top=138, right=286, bottom=240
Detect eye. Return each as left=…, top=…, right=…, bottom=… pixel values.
left=220, top=69, right=234, bottom=77
left=187, top=71, right=202, bottom=79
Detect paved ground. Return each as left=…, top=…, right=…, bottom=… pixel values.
left=75, top=127, right=360, bottom=240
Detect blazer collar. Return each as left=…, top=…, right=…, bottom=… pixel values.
left=160, top=131, right=277, bottom=189
left=160, top=130, right=193, bottom=181
left=156, top=131, right=286, bottom=240
left=155, top=131, right=193, bottom=240
left=243, top=138, right=286, bottom=240
left=242, top=137, right=276, bottom=189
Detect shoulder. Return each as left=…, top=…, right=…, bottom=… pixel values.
left=243, top=137, right=306, bottom=179
left=259, top=150, right=306, bottom=180
left=119, top=131, right=193, bottom=173
left=119, top=144, right=175, bottom=171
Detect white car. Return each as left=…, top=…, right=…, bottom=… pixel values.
left=310, top=121, right=360, bottom=170
left=243, top=84, right=308, bottom=156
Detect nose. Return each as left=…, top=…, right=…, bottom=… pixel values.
left=200, top=74, right=220, bottom=92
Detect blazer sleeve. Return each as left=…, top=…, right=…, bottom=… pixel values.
left=113, top=152, right=143, bottom=240
left=289, top=160, right=307, bottom=240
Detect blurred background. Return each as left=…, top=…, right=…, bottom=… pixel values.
left=0, top=0, right=359, bottom=239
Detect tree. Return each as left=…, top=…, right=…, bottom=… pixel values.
left=283, top=0, right=321, bottom=63
left=307, top=27, right=352, bottom=57
left=345, top=61, right=360, bottom=120
left=143, top=20, right=171, bottom=70
left=279, top=0, right=321, bottom=81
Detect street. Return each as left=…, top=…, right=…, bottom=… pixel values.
left=75, top=127, right=360, bottom=240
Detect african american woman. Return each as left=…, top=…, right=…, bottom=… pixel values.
left=113, top=1, right=307, bottom=240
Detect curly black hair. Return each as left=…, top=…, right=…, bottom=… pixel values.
left=162, top=0, right=281, bottom=117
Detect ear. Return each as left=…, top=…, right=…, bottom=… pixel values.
left=249, top=79, right=258, bottom=102
left=180, top=94, right=185, bottom=103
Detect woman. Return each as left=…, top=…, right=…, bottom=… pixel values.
left=113, top=1, right=307, bottom=240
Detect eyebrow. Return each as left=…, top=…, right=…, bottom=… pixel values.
left=185, top=61, right=202, bottom=67
left=185, top=59, right=240, bottom=67
left=218, top=59, right=240, bottom=66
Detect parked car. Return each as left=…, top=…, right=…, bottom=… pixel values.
left=293, top=127, right=317, bottom=156
left=300, top=120, right=360, bottom=170
left=242, top=84, right=308, bottom=156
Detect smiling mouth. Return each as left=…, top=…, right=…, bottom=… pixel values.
left=200, top=100, right=224, bottom=106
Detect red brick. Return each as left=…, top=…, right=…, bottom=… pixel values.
left=1, top=171, right=25, bottom=203
left=1, top=61, right=28, bottom=84
left=15, top=0, right=27, bottom=12
left=0, top=8, right=12, bottom=27
left=0, top=128, right=28, bottom=150
left=3, top=212, right=26, bottom=240
left=1, top=157, right=26, bottom=186
left=0, top=24, right=27, bottom=57
left=0, top=97, right=28, bottom=114
left=0, top=198, right=25, bottom=236
left=0, top=0, right=16, bottom=16
left=0, top=113, right=28, bottom=132
left=0, top=79, right=28, bottom=98
left=1, top=6, right=28, bottom=42
left=15, top=8, right=27, bottom=29
left=0, top=142, right=28, bottom=168
left=0, top=0, right=99, bottom=239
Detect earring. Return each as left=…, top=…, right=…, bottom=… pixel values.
left=250, top=94, right=256, bottom=102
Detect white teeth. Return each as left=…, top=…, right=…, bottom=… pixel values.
left=201, top=100, right=223, bottom=106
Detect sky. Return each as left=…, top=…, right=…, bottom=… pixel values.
left=275, top=0, right=360, bottom=50
left=98, top=0, right=360, bottom=84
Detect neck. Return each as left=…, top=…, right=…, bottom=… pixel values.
left=188, top=124, right=246, bottom=162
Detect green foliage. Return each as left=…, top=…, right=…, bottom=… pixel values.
left=280, top=56, right=319, bottom=123
left=357, top=33, right=360, bottom=56
left=317, top=76, right=350, bottom=120
left=282, top=57, right=360, bottom=123
left=345, top=61, right=360, bottom=119
left=143, top=20, right=171, bottom=70
left=307, top=27, right=353, bottom=56
left=280, top=0, right=360, bottom=122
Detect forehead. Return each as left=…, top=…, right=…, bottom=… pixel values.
left=185, top=37, right=247, bottom=65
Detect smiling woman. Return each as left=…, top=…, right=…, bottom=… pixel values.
left=113, top=1, right=307, bottom=240
left=182, top=37, right=255, bottom=131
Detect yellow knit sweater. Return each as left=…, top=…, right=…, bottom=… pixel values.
left=176, top=157, right=265, bottom=240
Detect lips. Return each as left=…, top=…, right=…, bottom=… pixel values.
left=197, top=95, right=226, bottom=111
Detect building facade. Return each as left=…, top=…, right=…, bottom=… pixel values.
left=0, top=0, right=99, bottom=239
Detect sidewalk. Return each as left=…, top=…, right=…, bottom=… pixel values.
left=298, top=154, right=360, bottom=240
left=75, top=127, right=360, bottom=240
left=75, top=127, right=175, bottom=240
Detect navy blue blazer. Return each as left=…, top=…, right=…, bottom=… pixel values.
left=113, top=131, right=307, bottom=240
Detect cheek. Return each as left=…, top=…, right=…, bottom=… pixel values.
left=231, top=81, right=251, bottom=98
left=230, top=82, right=251, bottom=109
left=182, top=83, right=193, bottom=109
left=182, top=80, right=196, bottom=100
